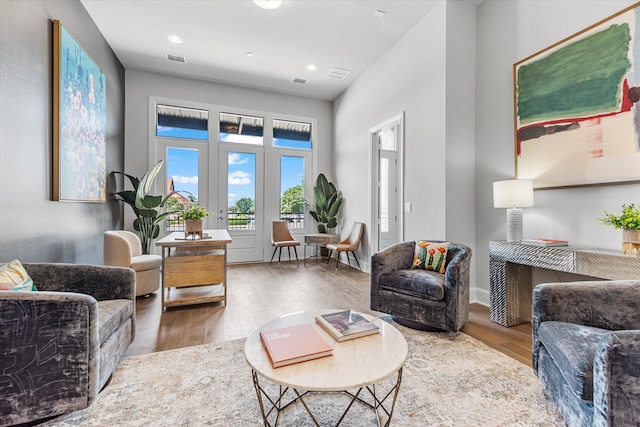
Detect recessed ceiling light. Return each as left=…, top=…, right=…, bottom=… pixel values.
left=306, top=64, right=317, bottom=71
left=246, top=52, right=254, bottom=57
left=253, top=0, right=282, bottom=10
left=168, top=35, right=182, bottom=44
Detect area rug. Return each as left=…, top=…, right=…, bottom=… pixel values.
left=43, top=323, right=564, bottom=426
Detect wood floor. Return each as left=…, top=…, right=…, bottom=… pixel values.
left=126, top=261, right=533, bottom=367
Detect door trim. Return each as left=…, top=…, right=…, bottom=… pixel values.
left=369, top=112, right=405, bottom=253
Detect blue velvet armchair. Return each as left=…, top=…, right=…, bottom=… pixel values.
left=0, top=263, right=136, bottom=426
left=532, top=280, right=640, bottom=426
left=370, top=240, right=472, bottom=332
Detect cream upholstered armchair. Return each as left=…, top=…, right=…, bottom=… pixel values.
left=104, top=230, right=162, bottom=296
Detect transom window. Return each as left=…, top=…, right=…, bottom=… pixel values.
left=219, top=112, right=264, bottom=145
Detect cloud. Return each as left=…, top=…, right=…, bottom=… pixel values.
left=228, top=153, right=248, bottom=165
left=172, top=175, right=198, bottom=184
left=229, top=171, right=251, bottom=185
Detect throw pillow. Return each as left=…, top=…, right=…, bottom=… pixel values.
left=411, top=241, right=450, bottom=274
left=0, top=259, right=37, bottom=291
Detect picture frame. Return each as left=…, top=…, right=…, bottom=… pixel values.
left=53, top=20, right=106, bottom=202
left=514, top=2, right=640, bottom=189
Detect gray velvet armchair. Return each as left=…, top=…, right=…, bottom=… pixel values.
left=532, top=280, right=640, bottom=426
left=370, top=240, right=472, bottom=332
left=0, top=263, right=136, bottom=426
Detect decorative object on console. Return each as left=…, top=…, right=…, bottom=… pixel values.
left=520, top=238, right=568, bottom=247
left=181, top=205, right=211, bottom=239
left=315, top=309, right=379, bottom=342
left=598, top=203, right=640, bottom=253
left=514, top=3, right=640, bottom=189
left=493, top=179, right=534, bottom=242
left=305, top=173, right=343, bottom=234
left=113, top=160, right=182, bottom=253
left=53, top=20, right=106, bottom=202
left=259, top=323, right=333, bottom=368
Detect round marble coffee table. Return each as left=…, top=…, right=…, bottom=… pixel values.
left=244, top=310, right=408, bottom=426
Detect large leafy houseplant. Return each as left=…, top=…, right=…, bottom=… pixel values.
left=114, top=160, right=181, bottom=253
left=306, top=173, right=343, bottom=233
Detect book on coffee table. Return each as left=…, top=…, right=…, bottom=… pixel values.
left=260, top=323, right=333, bottom=368
left=315, top=310, right=380, bottom=342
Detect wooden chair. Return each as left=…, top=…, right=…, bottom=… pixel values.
left=270, top=220, right=300, bottom=265
left=326, top=222, right=365, bottom=271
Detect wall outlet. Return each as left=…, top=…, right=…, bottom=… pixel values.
left=404, top=202, right=412, bottom=212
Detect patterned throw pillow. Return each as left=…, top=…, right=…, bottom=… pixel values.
left=0, top=259, right=37, bottom=291
left=411, top=241, right=450, bottom=274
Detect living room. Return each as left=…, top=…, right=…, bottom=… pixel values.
left=2, top=0, right=640, bottom=426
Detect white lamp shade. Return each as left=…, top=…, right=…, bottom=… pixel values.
left=493, top=180, right=534, bottom=208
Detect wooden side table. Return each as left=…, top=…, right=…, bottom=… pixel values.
left=304, top=233, right=339, bottom=266
left=156, top=229, right=232, bottom=311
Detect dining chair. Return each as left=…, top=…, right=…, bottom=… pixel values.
left=326, top=222, right=365, bottom=271
left=270, top=220, right=300, bottom=265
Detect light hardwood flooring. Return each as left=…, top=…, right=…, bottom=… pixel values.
left=126, top=261, right=533, bottom=367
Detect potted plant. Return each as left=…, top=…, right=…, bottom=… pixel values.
left=182, top=205, right=211, bottom=235
left=114, top=160, right=181, bottom=254
left=305, top=173, right=343, bottom=234
left=598, top=203, right=640, bottom=244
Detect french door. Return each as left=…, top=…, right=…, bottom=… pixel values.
left=218, top=144, right=264, bottom=263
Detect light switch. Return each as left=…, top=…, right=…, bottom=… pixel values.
left=404, top=202, right=412, bottom=212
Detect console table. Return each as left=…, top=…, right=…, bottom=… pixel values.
left=489, top=241, right=640, bottom=327
left=156, top=229, right=232, bottom=312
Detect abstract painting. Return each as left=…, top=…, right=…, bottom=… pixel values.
left=514, top=3, right=640, bottom=189
left=53, top=20, right=106, bottom=201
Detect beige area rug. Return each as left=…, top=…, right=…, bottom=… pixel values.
left=43, top=323, right=564, bottom=426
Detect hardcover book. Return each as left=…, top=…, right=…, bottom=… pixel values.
left=521, top=238, right=569, bottom=247
left=315, top=310, right=380, bottom=342
left=259, top=323, right=333, bottom=368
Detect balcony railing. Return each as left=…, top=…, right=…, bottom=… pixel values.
left=166, top=212, right=305, bottom=232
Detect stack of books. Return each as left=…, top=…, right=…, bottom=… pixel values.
left=315, top=310, right=380, bottom=342
left=520, top=238, right=569, bottom=247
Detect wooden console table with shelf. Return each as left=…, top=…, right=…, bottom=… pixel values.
left=156, top=229, right=232, bottom=312
left=489, top=241, right=640, bottom=327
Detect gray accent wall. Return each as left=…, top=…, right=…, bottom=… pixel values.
left=0, top=0, right=125, bottom=264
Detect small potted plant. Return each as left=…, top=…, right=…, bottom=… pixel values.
left=182, top=205, right=211, bottom=235
left=598, top=203, right=640, bottom=246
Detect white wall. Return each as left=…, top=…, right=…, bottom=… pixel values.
left=475, top=0, right=638, bottom=305
left=333, top=1, right=477, bottom=284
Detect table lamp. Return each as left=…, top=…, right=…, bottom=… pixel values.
left=493, top=179, right=534, bottom=242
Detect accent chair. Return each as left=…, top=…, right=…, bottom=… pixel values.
left=0, top=263, right=136, bottom=426
left=532, top=280, right=640, bottom=426
left=370, top=240, right=472, bottom=331
left=104, top=230, right=162, bottom=296
left=270, top=220, right=300, bottom=265
left=326, top=222, right=365, bottom=271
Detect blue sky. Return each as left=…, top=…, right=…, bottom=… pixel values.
left=165, top=144, right=304, bottom=210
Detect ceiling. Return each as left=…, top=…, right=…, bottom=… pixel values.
left=80, top=0, right=481, bottom=101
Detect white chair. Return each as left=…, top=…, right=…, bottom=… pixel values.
left=104, top=230, right=162, bottom=296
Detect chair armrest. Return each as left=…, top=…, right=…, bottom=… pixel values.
left=371, top=241, right=415, bottom=279
left=532, top=280, right=640, bottom=373
left=23, top=263, right=136, bottom=301
left=593, top=330, right=640, bottom=426
left=0, top=292, right=100, bottom=424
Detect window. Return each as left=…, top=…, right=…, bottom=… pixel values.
left=165, top=147, right=199, bottom=231
left=219, top=112, right=264, bottom=145
left=273, top=119, right=312, bottom=149
left=280, top=156, right=305, bottom=228
left=156, top=105, right=208, bottom=141
left=227, top=151, right=257, bottom=230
